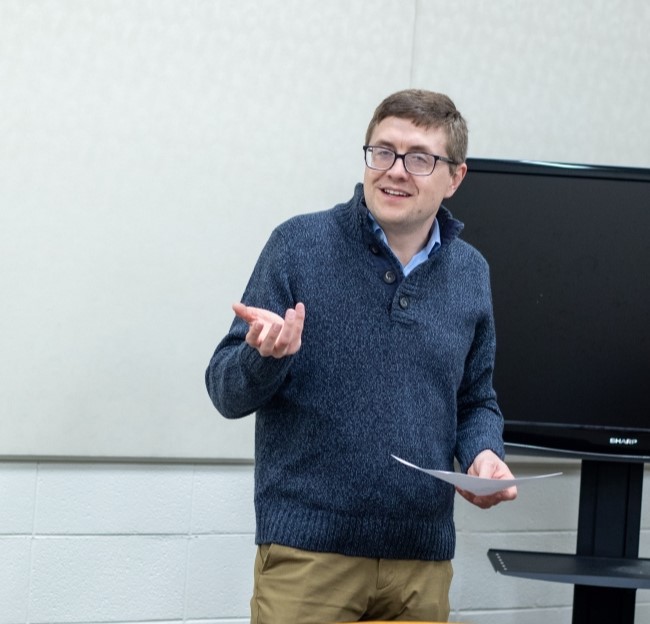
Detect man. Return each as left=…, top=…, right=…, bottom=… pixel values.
left=206, top=89, right=517, bottom=623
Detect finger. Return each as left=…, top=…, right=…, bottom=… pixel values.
left=291, top=303, right=306, bottom=346
left=285, top=303, right=306, bottom=353
left=456, top=487, right=476, bottom=504
left=268, top=309, right=294, bottom=356
left=477, top=461, right=499, bottom=479
left=248, top=319, right=281, bottom=349
left=258, top=322, right=283, bottom=357
left=476, top=485, right=517, bottom=508
left=294, top=302, right=306, bottom=324
left=245, top=321, right=265, bottom=348
left=233, top=302, right=256, bottom=324
left=467, top=494, right=495, bottom=509
left=459, top=492, right=489, bottom=509
left=457, top=486, right=512, bottom=509
left=273, top=304, right=306, bottom=356
left=279, top=308, right=302, bottom=354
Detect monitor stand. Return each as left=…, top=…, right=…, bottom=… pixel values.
left=488, top=459, right=646, bottom=624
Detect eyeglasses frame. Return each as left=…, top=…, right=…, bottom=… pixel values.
left=362, top=144, right=457, bottom=176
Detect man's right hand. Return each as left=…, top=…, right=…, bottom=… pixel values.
left=232, top=302, right=305, bottom=358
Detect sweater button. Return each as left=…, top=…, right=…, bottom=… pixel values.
left=369, top=244, right=380, bottom=255
left=383, top=270, right=396, bottom=284
left=399, top=296, right=410, bottom=309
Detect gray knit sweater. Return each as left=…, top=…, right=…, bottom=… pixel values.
left=206, top=183, right=505, bottom=561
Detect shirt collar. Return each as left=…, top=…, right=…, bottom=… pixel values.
left=367, top=213, right=441, bottom=276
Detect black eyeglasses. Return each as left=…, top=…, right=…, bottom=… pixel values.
left=363, top=145, right=457, bottom=176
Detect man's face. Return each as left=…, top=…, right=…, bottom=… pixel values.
left=363, top=116, right=467, bottom=241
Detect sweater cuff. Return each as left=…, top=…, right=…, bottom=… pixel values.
left=240, top=342, right=293, bottom=387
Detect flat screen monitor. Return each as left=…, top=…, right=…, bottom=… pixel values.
left=445, top=158, right=650, bottom=462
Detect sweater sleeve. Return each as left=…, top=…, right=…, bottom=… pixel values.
left=205, top=228, right=297, bottom=419
left=454, top=283, right=506, bottom=473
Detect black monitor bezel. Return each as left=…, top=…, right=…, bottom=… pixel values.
left=453, top=158, right=650, bottom=463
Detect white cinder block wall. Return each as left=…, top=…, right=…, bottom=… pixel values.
left=2, top=460, right=649, bottom=624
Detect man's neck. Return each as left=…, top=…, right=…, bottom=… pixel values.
left=383, top=229, right=430, bottom=267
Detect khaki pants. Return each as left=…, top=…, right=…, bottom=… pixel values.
left=251, top=544, right=453, bottom=623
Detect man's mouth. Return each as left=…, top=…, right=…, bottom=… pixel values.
left=381, top=188, right=410, bottom=197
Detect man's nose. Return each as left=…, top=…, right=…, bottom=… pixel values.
left=388, top=154, right=409, bottom=176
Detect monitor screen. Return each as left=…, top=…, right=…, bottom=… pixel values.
left=445, top=158, right=650, bottom=461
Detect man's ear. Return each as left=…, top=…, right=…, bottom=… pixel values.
left=445, top=162, right=468, bottom=198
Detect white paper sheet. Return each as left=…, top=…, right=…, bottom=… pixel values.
left=391, top=455, right=562, bottom=496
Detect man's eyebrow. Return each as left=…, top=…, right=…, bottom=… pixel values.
left=373, top=139, right=434, bottom=153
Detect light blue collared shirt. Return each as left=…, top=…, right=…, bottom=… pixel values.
left=368, top=214, right=441, bottom=276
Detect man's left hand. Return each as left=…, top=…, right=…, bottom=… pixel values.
left=456, top=449, right=518, bottom=509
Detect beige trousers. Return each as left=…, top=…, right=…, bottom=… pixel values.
left=250, top=543, right=453, bottom=623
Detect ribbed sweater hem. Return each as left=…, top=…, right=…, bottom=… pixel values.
left=256, top=504, right=456, bottom=561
